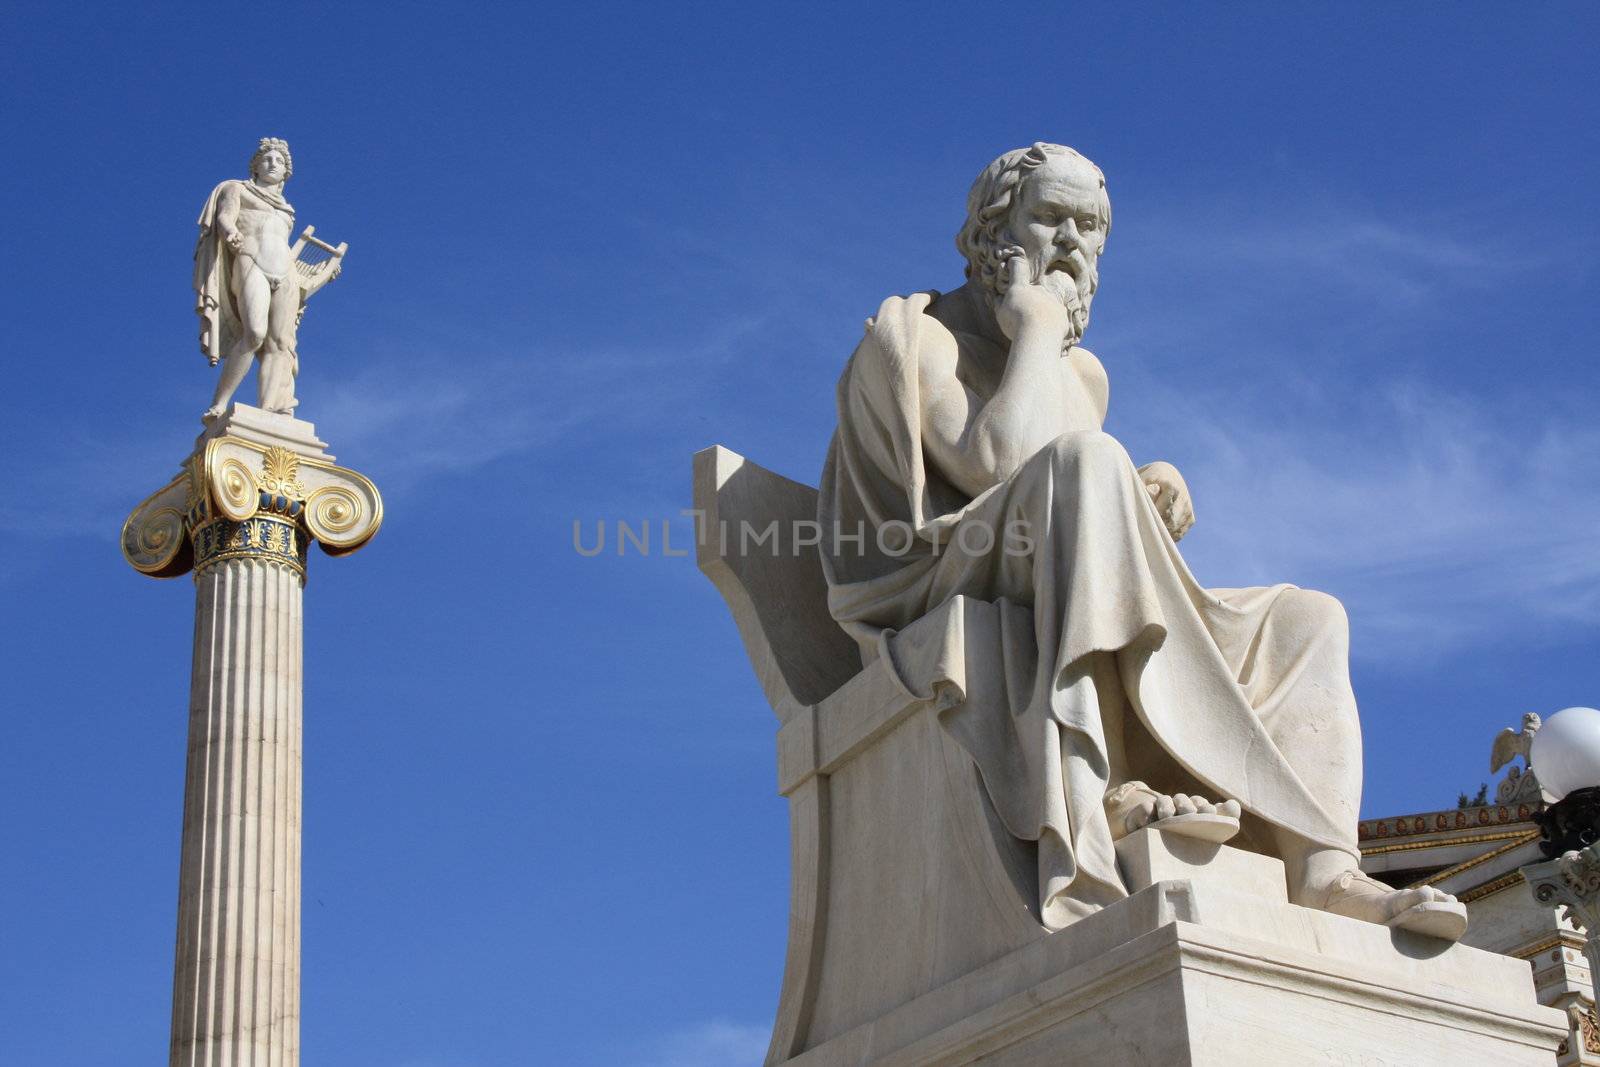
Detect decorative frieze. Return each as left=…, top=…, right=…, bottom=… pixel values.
left=1358, top=803, right=1540, bottom=843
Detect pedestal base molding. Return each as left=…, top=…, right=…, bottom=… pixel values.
left=783, top=847, right=1567, bottom=1066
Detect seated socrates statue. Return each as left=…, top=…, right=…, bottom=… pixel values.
left=194, top=137, right=347, bottom=420
left=812, top=142, right=1465, bottom=940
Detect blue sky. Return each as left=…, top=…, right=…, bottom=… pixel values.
left=2, top=3, right=1597, bottom=1064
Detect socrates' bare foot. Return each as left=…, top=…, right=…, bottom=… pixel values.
left=1106, top=780, right=1243, bottom=844
left=202, top=405, right=226, bottom=421
left=1312, top=867, right=1467, bottom=941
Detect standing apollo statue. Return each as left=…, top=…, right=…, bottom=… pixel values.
left=194, top=137, right=347, bottom=419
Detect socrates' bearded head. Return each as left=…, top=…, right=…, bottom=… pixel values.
left=956, top=143, right=1111, bottom=343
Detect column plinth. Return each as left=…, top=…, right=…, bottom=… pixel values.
left=124, top=405, right=381, bottom=1067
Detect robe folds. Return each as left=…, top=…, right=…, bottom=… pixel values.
left=818, top=293, right=1360, bottom=928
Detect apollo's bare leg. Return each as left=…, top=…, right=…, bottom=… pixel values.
left=205, top=267, right=271, bottom=418
left=257, top=283, right=301, bottom=414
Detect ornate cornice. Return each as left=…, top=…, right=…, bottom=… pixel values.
left=1358, top=802, right=1539, bottom=845
left=1460, top=870, right=1527, bottom=905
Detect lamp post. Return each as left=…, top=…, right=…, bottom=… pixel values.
left=1522, top=707, right=1600, bottom=1009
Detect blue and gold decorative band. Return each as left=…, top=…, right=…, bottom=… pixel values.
left=191, top=514, right=308, bottom=578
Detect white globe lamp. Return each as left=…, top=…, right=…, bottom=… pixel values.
left=1530, top=707, right=1600, bottom=803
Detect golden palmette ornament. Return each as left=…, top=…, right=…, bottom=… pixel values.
left=258, top=446, right=307, bottom=500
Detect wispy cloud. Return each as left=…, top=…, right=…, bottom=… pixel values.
left=631, top=1019, right=769, bottom=1067
left=4, top=314, right=769, bottom=556
left=1121, top=375, right=1600, bottom=662
left=313, top=313, right=769, bottom=492
left=1205, top=217, right=1497, bottom=304
left=1089, top=187, right=1595, bottom=663
left=1097, top=190, right=1537, bottom=359
left=1, top=422, right=189, bottom=541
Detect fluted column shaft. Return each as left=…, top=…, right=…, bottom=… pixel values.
left=170, top=554, right=304, bottom=1067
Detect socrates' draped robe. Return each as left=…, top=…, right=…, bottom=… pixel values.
left=818, top=292, right=1359, bottom=929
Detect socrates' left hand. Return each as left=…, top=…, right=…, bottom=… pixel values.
left=1139, top=461, right=1194, bottom=541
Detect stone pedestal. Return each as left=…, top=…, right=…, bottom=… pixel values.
left=124, top=405, right=381, bottom=1067
left=785, top=830, right=1567, bottom=1066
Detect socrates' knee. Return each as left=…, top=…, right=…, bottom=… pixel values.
left=1278, top=588, right=1349, bottom=649
left=1043, top=431, right=1129, bottom=476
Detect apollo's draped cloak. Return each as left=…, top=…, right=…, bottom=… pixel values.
left=818, top=292, right=1355, bottom=928
left=193, top=180, right=295, bottom=364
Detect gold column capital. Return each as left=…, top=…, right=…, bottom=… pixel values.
left=122, top=434, right=383, bottom=580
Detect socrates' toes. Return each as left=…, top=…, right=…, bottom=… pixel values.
left=1319, top=870, right=1467, bottom=941
left=1105, top=781, right=1241, bottom=844
left=1388, top=900, right=1469, bottom=941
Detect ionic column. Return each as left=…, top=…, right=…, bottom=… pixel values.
left=1527, top=846, right=1600, bottom=1016
left=124, top=407, right=381, bottom=1067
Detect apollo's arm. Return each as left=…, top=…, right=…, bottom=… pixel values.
left=214, top=183, right=243, bottom=254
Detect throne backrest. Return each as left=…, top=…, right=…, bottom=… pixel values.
left=693, top=445, right=863, bottom=717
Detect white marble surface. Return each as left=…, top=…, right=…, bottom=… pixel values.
left=1116, top=825, right=1287, bottom=901
left=697, top=447, right=1499, bottom=1063
left=197, top=403, right=333, bottom=460
left=695, top=145, right=1524, bottom=1065
left=785, top=833, right=1565, bottom=1066
left=196, top=139, right=346, bottom=419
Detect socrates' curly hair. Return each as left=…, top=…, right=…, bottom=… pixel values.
left=250, top=137, right=294, bottom=180
left=955, top=142, right=1110, bottom=292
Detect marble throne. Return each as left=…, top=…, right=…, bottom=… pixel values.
left=695, top=444, right=1566, bottom=1067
